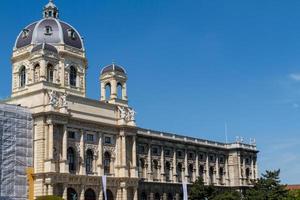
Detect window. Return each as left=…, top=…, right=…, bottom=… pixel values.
left=69, top=66, right=77, bottom=87
left=86, top=149, right=93, bottom=174
left=19, top=66, right=26, bottom=87
left=164, top=149, right=171, bottom=157
left=68, top=29, right=77, bottom=40
left=104, top=152, right=111, bottom=175
left=67, top=148, right=76, bottom=173
left=47, top=64, right=54, bottom=82
left=104, top=136, right=111, bottom=144
left=22, top=29, right=30, bottom=39
left=152, top=160, right=159, bottom=180
left=209, top=155, right=215, bottom=162
left=117, top=83, right=122, bottom=99
left=189, top=152, right=194, bottom=159
left=246, top=158, right=250, bottom=165
left=199, top=153, right=204, bottom=160
left=86, top=134, right=94, bottom=142
left=219, top=156, right=224, bottom=164
left=165, top=161, right=171, bottom=181
left=188, top=164, right=194, bottom=182
left=246, top=168, right=250, bottom=179
left=177, top=150, right=182, bottom=158
left=44, top=26, right=53, bottom=35
left=177, top=163, right=183, bottom=182
left=105, top=83, right=111, bottom=100
left=138, top=145, right=145, bottom=154
left=152, top=147, right=158, bottom=155
left=68, top=131, right=76, bottom=139
left=33, top=64, right=40, bottom=83
left=199, top=165, right=204, bottom=177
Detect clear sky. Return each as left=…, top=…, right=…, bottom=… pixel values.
left=0, top=0, right=300, bottom=183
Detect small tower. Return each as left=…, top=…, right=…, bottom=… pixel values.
left=43, top=0, right=59, bottom=18
left=100, top=63, right=128, bottom=106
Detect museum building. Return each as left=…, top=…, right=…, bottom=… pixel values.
left=3, top=1, right=259, bottom=200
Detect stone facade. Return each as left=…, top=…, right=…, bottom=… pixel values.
left=3, top=1, right=258, bottom=200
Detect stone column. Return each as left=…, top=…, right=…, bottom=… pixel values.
left=111, top=79, right=117, bottom=99
left=98, top=188, right=103, bottom=200
left=48, top=123, right=54, bottom=160
left=133, top=187, right=138, bottom=200
left=225, top=156, right=229, bottom=186
left=97, top=132, right=103, bottom=175
left=215, top=155, right=219, bottom=185
left=60, top=125, right=68, bottom=173
left=120, top=132, right=127, bottom=177
left=122, top=82, right=128, bottom=101
left=206, top=154, right=209, bottom=184
left=184, top=149, right=188, bottom=182
left=160, top=146, right=165, bottom=181
left=173, top=149, right=177, bottom=182
left=122, top=187, right=127, bottom=200
left=195, top=153, right=199, bottom=180
left=132, top=135, right=137, bottom=177
left=44, top=124, right=49, bottom=160
left=147, top=144, right=152, bottom=180
left=238, top=154, right=242, bottom=186
left=40, top=59, right=46, bottom=81
left=80, top=130, right=85, bottom=175
left=79, top=186, right=85, bottom=200
left=62, top=184, right=68, bottom=200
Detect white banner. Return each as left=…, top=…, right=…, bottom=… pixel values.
left=183, top=182, right=188, bottom=200
left=102, top=175, right=107, bottom=200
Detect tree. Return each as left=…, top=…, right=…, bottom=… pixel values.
left=245, top=169, right=289, bottom=200
left=285, top=190, right=300, bottom=200
left=212, top=190, right=241, bottom=200
left=36, top=195, right=64, bottom=200
left=189, top=177, right=216, bottom=200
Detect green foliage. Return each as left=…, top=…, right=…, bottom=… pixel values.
left=245, top=169, right=289, bottom=200
left=212, top=190, right=241, bottom=200
left=285, top=190, right=300, bottom=200
left=189, top=177, right=216, bottom=200
left=36, top=195, right=64, bottom=200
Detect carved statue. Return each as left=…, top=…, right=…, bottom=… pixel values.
left=61, top=93, right=68, bottom=107
left=49, top=90, right=59, bottom=107
left=127, top=108, right=136, bottom=121
left=118, top=106, right=127, bottom=120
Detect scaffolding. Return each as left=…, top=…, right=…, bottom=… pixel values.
left=0, top=103, right=33, bottom=200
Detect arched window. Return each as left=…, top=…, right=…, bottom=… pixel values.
left=19, top=66, right=26, bottom=87
left=165, top=161, right=171, bottom=181
left=152, top=160, right=159, bottom=181
left=67, top=147, right=76, bottom=173
left=209, top=167, right=214, bottom=185
left=141, top=192, right=147, bottom=200
left=167, top=193, right=173, bottom=200
left=69, top=66, right=77, bottom=87
left=47, top=64, right=54, bottom=83
left=103, top=189, right=114, bottom=200
left=246, top=168, right=250, bottom=179
left=188, top=164, right=194, bottom=182
left=177, top=163, right=182, bottom=182
left=67, top=188, right=78, bottom=200
left=219, top=167, right=224, bottom=184
left=154, top=193, right=160, bottom=200
left=84, top=188, right=96, bottom=200
left=34, top=64, right=40, bottom=83
left=199, top=165, right=204, bottom=178
left=104, top=152, right=111, bottom=175
left=117, top=82, right=122, bottom=99
left=86, top=149, right=93, bottom=174
left=138, top=158, right=145, bottom=178
left=105, top=83, right=111, bottom=100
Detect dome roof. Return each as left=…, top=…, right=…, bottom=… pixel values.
left=31, top=43, right=58, bottom=54
left=101, top=63, right=126, bottom=75
left=14, top=1, right=84, bottom=50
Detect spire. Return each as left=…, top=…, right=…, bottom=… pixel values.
left=43, top=0, right=59, bottom=18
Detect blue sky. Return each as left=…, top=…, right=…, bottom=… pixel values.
left=0, top=0, right=300, bottom=183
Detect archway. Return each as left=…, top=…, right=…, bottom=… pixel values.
left=84, top=188, right=96, bottom=200
left=103, top=189, right=114, bottom=200
left=67, top=188, right=78, bottom=200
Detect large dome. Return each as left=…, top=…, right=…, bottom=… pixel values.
left=14, top=1, right=84, bottom=50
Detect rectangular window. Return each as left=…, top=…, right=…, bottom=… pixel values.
left=68, top=131, right=75, bottom=139
left=86, top=134, right=94, bottom=142
left=177, top=150, right=182, bottom=158
left=152, top=147, right=158, bottom=155
left=138, top=145, right=145, bottom=154
left=105, top=136, right=111, bottom=144
left=189, top=152, right=194, bottom=159
left=165, top=149, right=171, bottom=156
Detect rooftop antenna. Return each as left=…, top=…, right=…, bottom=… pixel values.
left=225, top=122, right=228, bottom=143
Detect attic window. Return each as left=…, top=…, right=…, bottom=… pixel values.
left=68, top=29, right=76, bottom=40
left=44, top=26, right=53, bottom=35
left=22, top=29, right=30, bottom=39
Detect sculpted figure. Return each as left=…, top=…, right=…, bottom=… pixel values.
left=118, top=106, right=127, bottom=120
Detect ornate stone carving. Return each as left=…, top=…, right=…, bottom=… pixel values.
left=48, top=90, right=68, bottom=109
left=117, top=106, right=136, bottom=122
left=103, top=145, right=116, bottom=157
